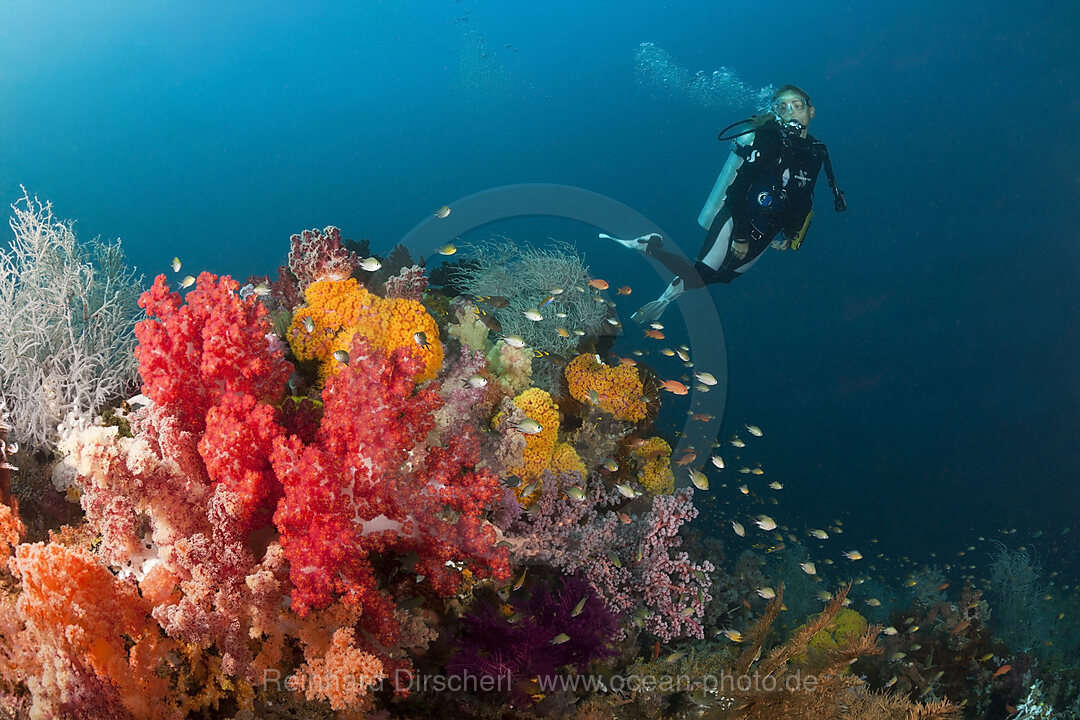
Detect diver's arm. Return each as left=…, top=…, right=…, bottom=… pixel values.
left=778, top=209, right=813, bottom=251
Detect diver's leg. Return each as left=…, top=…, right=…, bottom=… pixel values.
left=697, top=212, right=734, bottom=272
left=642, top=242, right=703, bottom=288
left=631, top=277, right=686, bottom=325
left=730, top=250, right=766, bottom=275
left=601, top=231, right=703, bottom=288
left=629, top=221, right=732, bottom=324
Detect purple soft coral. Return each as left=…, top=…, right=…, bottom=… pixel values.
left=448, top=573, right=618, bottom=702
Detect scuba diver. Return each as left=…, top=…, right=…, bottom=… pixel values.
left=602, top=84, right=846, bottom=323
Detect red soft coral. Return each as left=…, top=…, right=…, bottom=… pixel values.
left=271, top=335, right=510, bottom=645
left=199, top=391, right=286, bottom=534
left=134, top=272, right=293, bottom=435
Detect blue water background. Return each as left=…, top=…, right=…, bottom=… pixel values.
left=1, top=1, right=1077, bottom=579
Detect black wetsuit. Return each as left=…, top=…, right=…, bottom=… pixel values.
left=648, top=122, right=827, bottom=287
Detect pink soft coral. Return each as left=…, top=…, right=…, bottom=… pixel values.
left=287, top=226, right=359, bottom=291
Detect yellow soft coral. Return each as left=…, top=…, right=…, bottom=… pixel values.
left=564, top=353, right=646, bottom=422
left=288, top=278, right=443, bottom=383
left=549, top=441, right=586, bottom=477
left=632, top=436, right=675, bottom=495
left=492, top=388, right=560, bottom=503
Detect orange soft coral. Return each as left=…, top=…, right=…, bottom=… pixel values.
left=288, top=278, right=443, bottom=383
left=12, top=542, right=179, bottom=718
left=0, top=502, right=23, bottom=557
left=564, top=353, right=646, bottom=422
left=294, top=627, right=385, bottom=711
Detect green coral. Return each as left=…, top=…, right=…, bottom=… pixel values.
left=486, top=340, right=533, bottom=396
left=99, top=406, right=133, bottom=438
left=792, top=608, right=868, bottom=666
left=446, top=305, right=491, bottom=352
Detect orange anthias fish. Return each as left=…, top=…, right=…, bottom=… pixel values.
left=616, top=285, right=632, bottom=295
left=674, top=451, right=697, bottom=467
left=992, top=664, right=1012, bottom=678
left=644, top=329, right=665, bottom=340
left=658, top=380, right=689, bottom=395
left=617, top=356, right=637, bottom=367
left=588, top=278, right=609, bottom=290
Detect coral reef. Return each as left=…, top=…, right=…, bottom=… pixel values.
left=448, top=237, right=613, bottom=393
left=271, top=332, right=510, bottom=631
left=631, top=435, right=675, bottom=495
left=0, top=213, right=1044, bottom=720
left=287, top=225, right=359, bottom=291
left=448, top=574, right=618, bottom=704
left=492, top=387, right=560, bottom=487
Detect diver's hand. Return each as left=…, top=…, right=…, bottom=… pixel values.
left=771, top=236, right=791, bottom=251
left=732, top=238, right=749, bottom=260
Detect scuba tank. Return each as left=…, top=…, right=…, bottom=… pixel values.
left=697, top=149, right=743, bottom=230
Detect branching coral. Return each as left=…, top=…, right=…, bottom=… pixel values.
left=287, top=226, right=359, bottom=291
left=448, top=574, right=618, bottom=703
left=682, top=584, right=964, bottom=720
left=198, top=391, right=287, bottom=535
left=448, top=237, right=611, bottom=360
left=10, top=542, right=183, bottom=720
left=0, top=502, right=21, bottom=558
left=53, top=418, right=293, bottom=684
left=293, top=628, right=385, bottom=712
left=989, top=545, right=1051, bottom=655
left=0, top=189, right=142, bottom=451
left=508, top=472, right=712, bottom=642
left=383, top=263, right=428, bottom=301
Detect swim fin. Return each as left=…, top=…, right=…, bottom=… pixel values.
left=631, top=277, right=685, bottom=324
left=599, top=232, right=660, bottom=253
